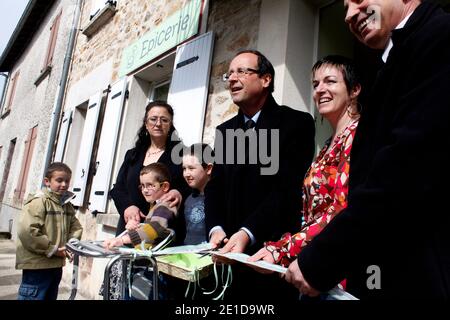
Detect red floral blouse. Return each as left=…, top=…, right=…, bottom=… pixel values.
left=265, top=119, right=359, bottom=268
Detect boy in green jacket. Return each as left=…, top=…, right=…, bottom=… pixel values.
left=16, top=162, right=83, bottom=300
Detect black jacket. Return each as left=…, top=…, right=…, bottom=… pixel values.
left=298, top=1, right=450, bottom=299
left=205, top=95, right=315, bottom=252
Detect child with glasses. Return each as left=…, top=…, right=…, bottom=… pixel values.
left=104, top=162, right=177, bottom=250
left=103, top=162, right=178, bottom=300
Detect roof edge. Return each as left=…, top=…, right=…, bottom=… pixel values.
left=0, top=0, right=57, bottom=72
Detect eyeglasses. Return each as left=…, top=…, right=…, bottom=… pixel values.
left=222, top=67, right=260, bottom=82
left=146, top=116, right=171, bottom=126
left=138, top=182, right=162, bottom=191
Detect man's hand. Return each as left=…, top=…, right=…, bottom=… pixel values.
left=285, top=260, right=320, bottom=297
left=159, top=189, right=182, bottom=208
left=124, top=205, right=146, bottom=223
left=209, top=229, right=227, bottom=248
left=219, top=230, right=250, bottom=254
left=247, top=246, right=276, bottom=274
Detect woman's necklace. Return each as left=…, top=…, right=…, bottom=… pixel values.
left=147, top=147, right=165, bottom=157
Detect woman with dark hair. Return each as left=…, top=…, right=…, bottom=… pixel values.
left=110, top=101, right=189, bottom=238
left=103, top=101, right=189, bottom=300
left=250, top=55, right=362, bottom=297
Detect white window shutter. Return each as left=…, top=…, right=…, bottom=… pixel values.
left=88, top=79, right=127, bottom=213
left=54, top=110, right=72, bottom=162
left=90, top=0, right=106, bottom=18
left=71, top=92, right=102, bottom=207
left=167, top=31, right=214, bottom=146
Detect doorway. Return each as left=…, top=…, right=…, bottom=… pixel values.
left=315, top=0, right=381, bottom=148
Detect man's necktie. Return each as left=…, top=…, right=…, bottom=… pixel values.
left=244, top=119, right=256, bottom=130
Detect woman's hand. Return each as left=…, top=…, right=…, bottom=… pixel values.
left=159, top=189, right=182, bottom=208
left=125, top=219, right=140, bottom=231
left=247, top=247, right=276, bottom=274
left=124, top=205, right=146, bottom=223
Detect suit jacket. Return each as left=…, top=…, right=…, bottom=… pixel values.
left=298, top=1, right=450, bottom=299
left=110, top=142, right=190, bottom=242
left=205, top=95, right=315, bottom=253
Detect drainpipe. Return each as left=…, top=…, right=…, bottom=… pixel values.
left=41, top=0, right=82, bottom=185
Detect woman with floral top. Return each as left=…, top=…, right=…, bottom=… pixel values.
left=249, top=55, right=362, bottom=289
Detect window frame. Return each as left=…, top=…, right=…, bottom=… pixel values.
left=3, top=70, right=20, bottom=116
left=15, top=125, right=38, bottom=202
left=42, top=11, right=62, bottom=72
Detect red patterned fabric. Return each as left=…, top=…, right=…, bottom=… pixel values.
left=265, top=119, right=359, bottom=269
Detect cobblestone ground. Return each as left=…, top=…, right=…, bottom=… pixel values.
left=0, top=239, right=86, bottom=300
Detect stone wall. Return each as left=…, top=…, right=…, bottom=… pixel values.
left=203, top=0, right=261, bottom=145
left=67, top=0, right=261, bottom=146
left=60, top=0, right=262, bottom=299
left=0, top=0, right=76, bottom=231
left=68, top=0, right=187, bottom=88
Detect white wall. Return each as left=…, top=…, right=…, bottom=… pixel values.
left=258, top=0, right=317, bottom=114
left=0, top=0, right=78, bottom=232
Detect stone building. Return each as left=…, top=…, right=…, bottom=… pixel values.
left=53, top=0, right=365, bottom=299
left=0, top=0, right=79, bottom=238
left=3, top=0, right=449, bottom=300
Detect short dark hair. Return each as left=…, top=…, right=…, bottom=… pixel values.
left=312, top=55, right=361, bottom=95
left=183, top=143, right=215, bottom=168
left=140, top=162, right=171, bottom=185
left=45, top=162, right=72, bottom=179
left=234, top=50, right=275, bottom=93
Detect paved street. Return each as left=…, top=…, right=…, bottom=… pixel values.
left=0, top=239, right=87, bottom=300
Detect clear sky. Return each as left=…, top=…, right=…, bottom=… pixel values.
left=0, top=0, right=29, bottom=98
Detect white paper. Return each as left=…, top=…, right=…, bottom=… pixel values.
left=212, top=252, right=288, bottom=274
left=211, top=252, right=358, bottom=300
left=151, top=243, right=214, bottom=256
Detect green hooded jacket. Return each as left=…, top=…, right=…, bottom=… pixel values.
left=15, top=188, right=83, bottom=270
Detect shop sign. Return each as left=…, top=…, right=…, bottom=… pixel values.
left=119, top=0, right=202, bottom=77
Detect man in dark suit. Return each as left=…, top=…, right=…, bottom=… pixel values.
left=287, top=0, right=450, bottom=299
left=205, top=50, right=315, bottom=299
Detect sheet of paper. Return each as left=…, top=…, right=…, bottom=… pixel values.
left=152, top=243, right=214, bottom=256
left=211, top=252, right=358, bottom=300
left=212, top=252, right=288, bottom=274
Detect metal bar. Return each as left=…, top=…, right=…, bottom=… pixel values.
left=68, top=254, right=79, bottom=300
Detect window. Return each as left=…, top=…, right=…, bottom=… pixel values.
left=3, top=70, right=20, bottom=114
left=150, top=80, right=171, bottom=102
left=90, top=0, right=105, bottom=19
left=83, top=0, right=117, bottom=37
left=43, top=11, right=62, bottom=71
left=0, top=139, right=16, bottom=202
left=90, top=0, right=116, bottom=20
left=70, top=93, right=102, bottom=207
left=15, top=125, right=38, bottom=202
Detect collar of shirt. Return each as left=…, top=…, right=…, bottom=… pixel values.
left=382, top=12, right=414, bottom=63
left=244, top=110, right=261, bottom=125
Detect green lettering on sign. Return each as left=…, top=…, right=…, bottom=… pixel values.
left=119, top=0, right=202, bottom=77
